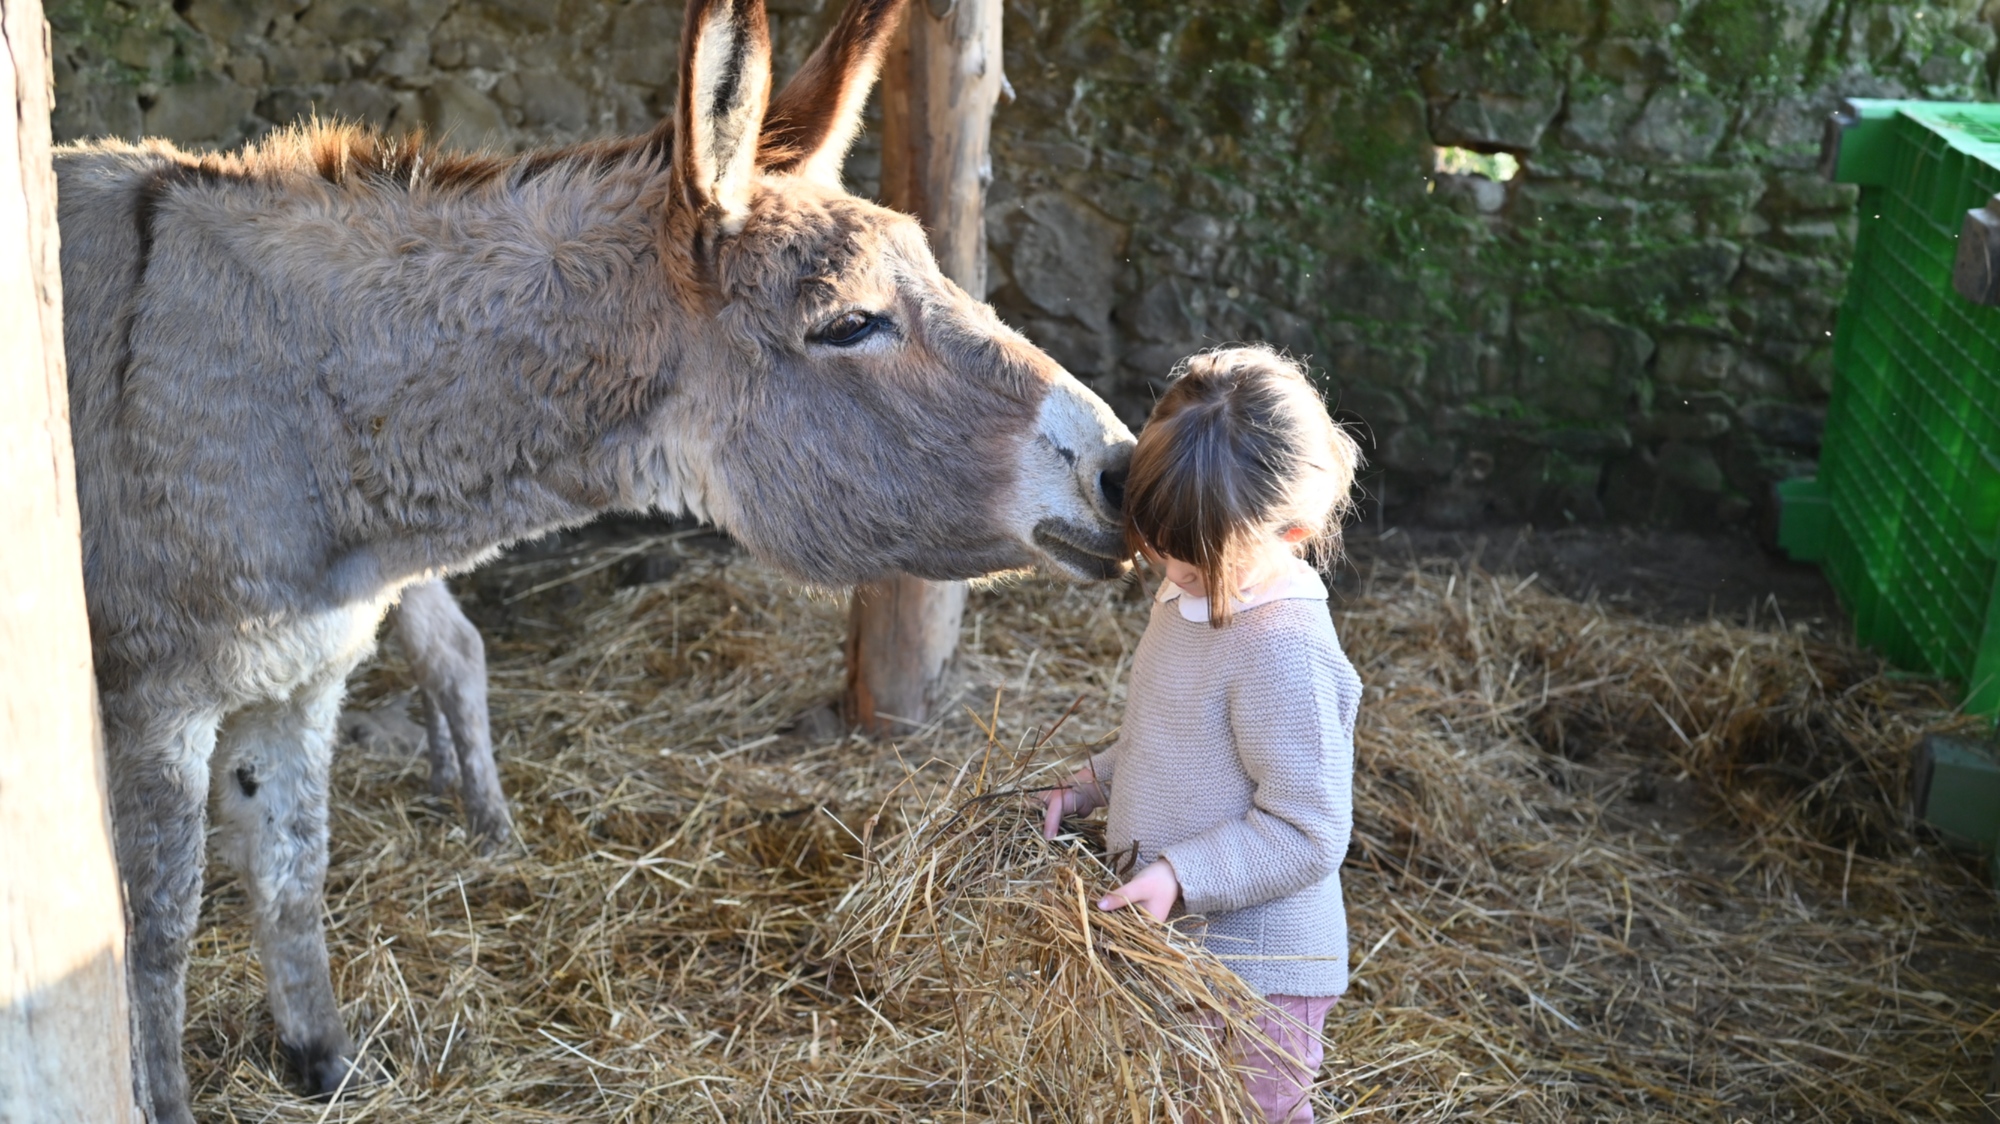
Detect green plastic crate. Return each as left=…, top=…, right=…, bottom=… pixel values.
left=1775, top=476, right=1831, bottom=562
left=1822, top=99, right=2000, bottom=715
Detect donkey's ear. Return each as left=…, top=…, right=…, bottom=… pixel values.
left=757, top=0, right=907, bottom=187
left=673, top=0, right=773, bottom=231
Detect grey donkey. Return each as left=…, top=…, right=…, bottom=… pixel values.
left=54, top=0, right=1135, bottom=1116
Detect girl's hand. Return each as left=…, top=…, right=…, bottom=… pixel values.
left=1098, top=858, right=1180, bottom=922
left=1041, top=768, right=1106, bottom=839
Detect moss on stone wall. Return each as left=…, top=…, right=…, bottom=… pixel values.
left=47, top=0, right=211, bottom=138
left=45, top=0, right=2000, bottom=530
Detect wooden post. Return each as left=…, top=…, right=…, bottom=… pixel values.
left=843, top=0, right=1003, bottom=736
left=0, top=0, right=141, bottom=1119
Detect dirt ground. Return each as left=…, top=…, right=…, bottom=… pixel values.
left=468, top=516, right=1849, bottom=631
left=1341, top=524, right=1844, bottom=632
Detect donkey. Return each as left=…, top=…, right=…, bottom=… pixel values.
left=54, top=0, right=1133, bottom=1116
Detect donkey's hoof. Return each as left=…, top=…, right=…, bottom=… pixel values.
left=337, top=704, right=426, bottom=755
left=788, top=702, right=849, bottom=743
left=285, top=1036, right=370, bottom=1099
left=467, top=807, right=517, bottom=857
left=426, top=762, right=463, bottom=799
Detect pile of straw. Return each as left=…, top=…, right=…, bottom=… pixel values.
left=179, top=532, right=1999, bottom=1121
left=826, top=716, right=1277, bottom=1124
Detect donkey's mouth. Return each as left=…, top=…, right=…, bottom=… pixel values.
left=1032, top=519, right=1131, bottom=581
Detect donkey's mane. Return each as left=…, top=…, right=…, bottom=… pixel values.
left=176, top=119, right=679, bottom=198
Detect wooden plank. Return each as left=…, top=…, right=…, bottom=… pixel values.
left=843, top=0, right=1003, bottom=735
left=0, top=0, right=140, bottom=1117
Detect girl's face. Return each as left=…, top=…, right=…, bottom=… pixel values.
left=1155, top=552, right=1209, bottom=599
left=1145, top=526, right=1308, bottom=600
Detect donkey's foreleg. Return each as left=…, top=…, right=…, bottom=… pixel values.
left=211, top=677, right=358, bottom=1098
left=393, top=579, right=512, bottom=849
left=104, top=697, right=219, bottom=1124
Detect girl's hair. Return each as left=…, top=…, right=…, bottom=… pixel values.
left=1123, top=345, right=1362, bottom=628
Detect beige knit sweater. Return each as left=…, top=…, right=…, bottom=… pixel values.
left=1088, top=576, right=1360, bottom=997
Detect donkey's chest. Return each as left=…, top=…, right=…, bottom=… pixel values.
left=215, top=589, right=400, bottom=710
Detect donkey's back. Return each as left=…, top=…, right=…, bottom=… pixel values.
left=61, top=125, right=643, bottom=704
left=58, top=140, right=173, bottom=512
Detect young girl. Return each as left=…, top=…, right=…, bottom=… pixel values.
left=1042, top=345, right=1363, bottom=1124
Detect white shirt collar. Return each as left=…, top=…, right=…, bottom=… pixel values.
left=1155, top=555, right=1327, bottom=623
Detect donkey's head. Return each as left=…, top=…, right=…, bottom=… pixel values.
left=654, top=0, right=1133, bottom=586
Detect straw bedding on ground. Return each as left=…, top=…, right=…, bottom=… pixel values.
left=183, top=532, right=2000, bottom=1122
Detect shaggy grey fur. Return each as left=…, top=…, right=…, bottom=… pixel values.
left=55, top=0, right=1133, bottom=1118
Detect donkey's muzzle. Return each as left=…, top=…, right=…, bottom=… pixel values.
left=1033, top=518, right=1130, bottom=581
left=1098, top=462, right=1128, bottom=516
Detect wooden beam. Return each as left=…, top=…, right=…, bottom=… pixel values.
left=877, top=0, right=1003, bottom=287
left=0, top=0, right=141, bottom=1117
left=843, top=0, right=1003, bottom=736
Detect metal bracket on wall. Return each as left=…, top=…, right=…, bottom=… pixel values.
left=1819, top=96, right=1928, bottom=186
left=1820, top=102, right=1859, bottom=182
left=1957, top=197, right=2000, bottom=307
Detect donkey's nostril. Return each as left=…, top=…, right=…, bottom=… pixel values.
left=1099, top=465, right=1128, bottom=514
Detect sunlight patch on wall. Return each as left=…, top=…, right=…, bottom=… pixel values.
left=1434, top=146, right=1520, bottom=182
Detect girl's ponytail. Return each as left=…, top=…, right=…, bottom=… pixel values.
left=1124, top=346, right=1361, bottom=627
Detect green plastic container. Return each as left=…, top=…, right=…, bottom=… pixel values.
left=1820, top=99, right=2000, bottom=715
left=1775, top=476, right=1831, bottom=563
left=1910, top=734, right=2000, bottom=887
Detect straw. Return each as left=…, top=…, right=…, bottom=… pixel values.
left=179, top=534, right=1999, bottom=1121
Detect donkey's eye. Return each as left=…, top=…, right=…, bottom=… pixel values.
left=817, top=311, right=882, bottom=348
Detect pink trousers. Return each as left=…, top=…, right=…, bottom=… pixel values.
left=1197, top=993, right=1337, bottom=1124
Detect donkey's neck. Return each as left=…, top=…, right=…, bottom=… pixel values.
left=239, top=153, right=709, bottom=584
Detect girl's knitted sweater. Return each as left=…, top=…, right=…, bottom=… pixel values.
left=1088, top=570, right=1360, bottom=997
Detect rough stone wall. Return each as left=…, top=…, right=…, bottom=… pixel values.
left=48, top=0, right=2000, bottom=529
left=48, top=0, right=848, bottom=160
